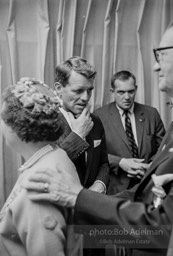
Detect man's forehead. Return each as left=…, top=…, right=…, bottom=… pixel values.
left=115, top=78, right=135, bottom=86
left=159, top=27, right=173, bottom=47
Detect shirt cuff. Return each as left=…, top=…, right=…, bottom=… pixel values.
left=72, top=131, right=86, bottom=141
left=94, top=180, right=107, bottom=194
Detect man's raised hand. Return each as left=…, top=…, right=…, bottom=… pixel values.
left=69, top=106, right=93, bottom=138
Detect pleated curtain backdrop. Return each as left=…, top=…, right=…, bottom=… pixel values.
left=0, top=0, right=173, bottom=207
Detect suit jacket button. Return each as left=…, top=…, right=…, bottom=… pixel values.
left=43, top=216, right=57, bottom=230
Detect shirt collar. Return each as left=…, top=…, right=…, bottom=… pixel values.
left=59, top=107, right=68, bottom=116
left=116, top=104, right=134, bottom=116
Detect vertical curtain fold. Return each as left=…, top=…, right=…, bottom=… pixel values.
left=113, top=0, right=122, bottom=73
left=68, top=0, right=77, bottom=57
left=56, top=0, right=77, bottom=64
left=80, top=0, right=95, bottom=111
left=5, top=0, right=21, bottom=199
left=62, top=0, right=77, bottom=60
left=0, top=58, right=5, bottom=208
left=37, top=0, right=50, bottom=80
left=101, top=0, right=115, bottom=106
left=7, top=0, right=18, bottom=83
left=56, top=0, right=64, bottom=64
left=80, top=0, right=92, bottom=57
left=136, top=0, right=146, bottom=103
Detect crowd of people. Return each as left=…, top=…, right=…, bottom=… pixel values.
left=1, top=20, right=173, bottom=256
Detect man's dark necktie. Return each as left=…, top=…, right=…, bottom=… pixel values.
left=124, top=110, right=138, bottom=158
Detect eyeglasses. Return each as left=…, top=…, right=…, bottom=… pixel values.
left=153, top=46, right=173, bottom=63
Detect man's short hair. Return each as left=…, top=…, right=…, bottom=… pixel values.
left=55, top=56, right=97, bottom=86
left=111, top=70, right=136, bottom=90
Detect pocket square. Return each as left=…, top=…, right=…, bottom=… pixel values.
left=94, top=139, right=101, bottom=148
left=162, top=144, right=166, bottom=151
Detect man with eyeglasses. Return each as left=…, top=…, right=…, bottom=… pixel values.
left=153, top=46, right=173, bottom=64
left=153, top=45, right=173, bottom=95
left=23, top=23, right=173, bottom=256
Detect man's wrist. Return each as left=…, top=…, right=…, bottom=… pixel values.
left=70, top=186, right=83, bottom=207
left=72, top=130, right=85, bottom=140
left=119, top=158, right=125, bottom=167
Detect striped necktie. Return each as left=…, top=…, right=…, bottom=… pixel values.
left=124, top=110, right=138, bottom=158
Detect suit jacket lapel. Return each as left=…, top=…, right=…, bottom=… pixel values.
left=84, top=131, right=94, bottom=185
left=134, top=103, right=145, bottom=154
left=143, top=122, right=173, bottom=179
left=110, top=103, right=131, bottom=152
left=57, top=113, right=71, bottom=144
left=144, top=145, right=170, bottom=177
left=136, top=139, right=173, bottom=194
left=62, top=114, right=71, bottom=136
left=156, top=121, right=173, bottom=154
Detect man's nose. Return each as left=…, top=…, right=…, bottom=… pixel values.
left=124, top=92, right=130, bottom=99
left=81, top=91, right=89, bottom=101
left=153, top=61, right=161, bottom=72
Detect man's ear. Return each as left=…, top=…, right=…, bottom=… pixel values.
left=54, top=82, right=63, bottom=98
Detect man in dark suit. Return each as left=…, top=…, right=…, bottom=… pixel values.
left=94, top=70, right=165, bottom=194
left=54, top=56, right=109, bottom=192
left=23, top=22, right=173, bottom=256
left=54, top=56, right=109, bottom=256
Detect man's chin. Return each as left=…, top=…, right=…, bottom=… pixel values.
left=122, top=104, right=132, bottom=110
left=159, top=81, right=167, bottom=92
left=74, top=106, right=86, bottom=115
left=72, top=110, right=83, bottom=117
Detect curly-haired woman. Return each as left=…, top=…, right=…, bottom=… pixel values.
left=0, top=78, right=82, bottom=256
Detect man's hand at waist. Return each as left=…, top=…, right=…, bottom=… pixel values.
left=119, top=158, right=150, bottom=179
left=22, top=164, right=83, bottom=208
